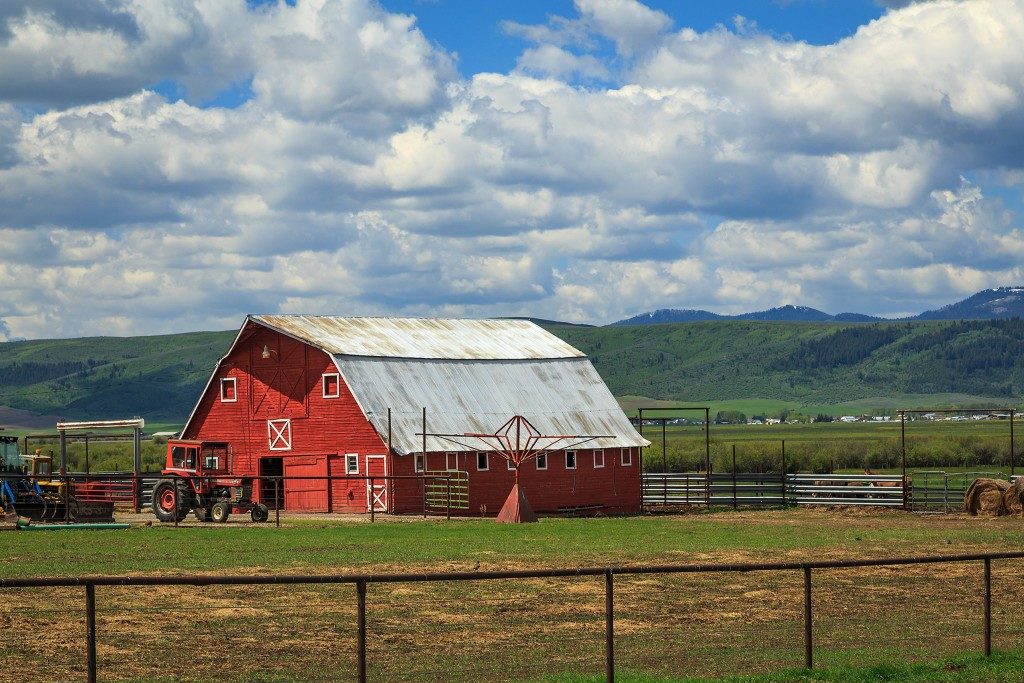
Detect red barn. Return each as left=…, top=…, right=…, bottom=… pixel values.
left=181, top=315, right=648, bottom=515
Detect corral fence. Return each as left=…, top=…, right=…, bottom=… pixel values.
left=2, top=550, right=1021, bottom=683
left=1, top=472, right=465, bottom=523
left=909, top=470, right=1015, bottom=513
left=642, top=472, right=905, bottom=509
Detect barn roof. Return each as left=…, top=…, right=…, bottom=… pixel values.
left=184, top=315, right=647, bottom=452
left=250, top=315, right=584, bottom=360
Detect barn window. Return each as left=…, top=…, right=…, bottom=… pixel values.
left=322, top=373, right=340, bottom=398
left=268, top=419, right=291, bottom=451
left=593, top=449, right=605, bottom=468
left=445, top=452, right=458, bottom=471
left=620, top=448, right=632, bottom=466
left=220, top=377, right=237, bottom=402
left=415, top=454, right=424, bottom=472
left=536, top=453, right=548, bottom=470
left=476, top=452, right=489, bottom=471
left=506, top=458, right=515, bottom=471
left=565, top=450, right=576, bottom=470
left=345, top=453, right=359, bottom=475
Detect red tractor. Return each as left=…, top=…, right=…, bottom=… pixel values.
left=151, top=440, right=269, bottom=523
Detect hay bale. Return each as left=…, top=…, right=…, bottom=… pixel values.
left=964, top=478, right=1010, bottom=516
left=1003, top=479, right=1024, bottom=516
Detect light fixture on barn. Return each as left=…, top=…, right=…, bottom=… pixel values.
left=421, top=414, right=610, bottom=523
left=261, top=345, right=272, bottom=359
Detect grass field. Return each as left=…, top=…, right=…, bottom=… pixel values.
left=3, top=509, right=1024, bottom=682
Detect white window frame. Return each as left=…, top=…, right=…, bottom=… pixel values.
left=219, top=377, right=237, bottom=403
left=620, top=447, right=633, bottom=466
left=445, top=452, right=459, bottom=471
left=506, top=458, right=515, bottom=471
left=267, top=419, right=291, bottom=451
left=345, top=453, right=359, bottom=475
left=415, top=454, right=424, bottom=473
left=322, top=373, right=341, bottom=399
left=593, top=449, right=605, bottom=468
left=476, top=452, right=489, bottom=471
left=536, top=453, right=548, bottom=470
left=565, top=450, right=576, bottom=470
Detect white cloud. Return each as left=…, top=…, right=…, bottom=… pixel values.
left=2, top=0, right=1024, bottom=339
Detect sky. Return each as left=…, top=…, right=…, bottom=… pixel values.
left=2, top=0, right=1024, bottom=340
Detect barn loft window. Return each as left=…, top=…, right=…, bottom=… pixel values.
left=593, top=449, right=605, bottom=468
left=620, top=447, right=632, bottom=466
left=322, top=373, right=340, bottom=399
left=345, top=453, right=359, bottom=475
left=506, top=458, right=515, bottom=471
left=536, top=453, right=548, bottom=470
left=476, top=452, right=488, bottom=471
left=565, top=450, right=576, bottom=470
left=220, top=377, right=237, bottom=402
left=267, top=419, right=291, bottom=451
left=415, top=454, right=424, bottom=472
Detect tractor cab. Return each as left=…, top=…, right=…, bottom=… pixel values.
left=164, top=440, right=230, bottom=476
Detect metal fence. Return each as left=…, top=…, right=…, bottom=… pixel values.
left=642, top=472, right=905, bottom=508
left=2, top=550, right=1021, bottom=683
left=909, top=470, right=1009, bottom=512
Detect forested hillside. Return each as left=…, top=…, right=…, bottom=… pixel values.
left=0, top=319, right=1022, bottom=422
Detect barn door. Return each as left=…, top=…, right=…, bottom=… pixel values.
left=365, top=454, right=387, bottom=512
left=284, top=456, right=328, bottom=511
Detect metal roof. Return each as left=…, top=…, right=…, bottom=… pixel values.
left=334, top=355, right=649, bottom=453
left=250, top=315, right=584, bottom=360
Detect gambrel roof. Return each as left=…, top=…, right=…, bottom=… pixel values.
left=186, top=315, right=648, bottom=453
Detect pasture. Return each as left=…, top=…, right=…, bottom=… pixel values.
left=3, top=509, right=1024, bottom=682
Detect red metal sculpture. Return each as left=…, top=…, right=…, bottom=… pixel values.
left=427, top=415, right=608, bottom=523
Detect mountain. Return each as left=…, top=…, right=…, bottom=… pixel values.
left=915, top=287, right=1024, bottom=321
left=734, top=305, right=832, bottom=322
left=3, top=314, right=1024, bottom=424
left=613, top=286, right=1024, bottom=325
left=612, top=309, right=723, bottom=326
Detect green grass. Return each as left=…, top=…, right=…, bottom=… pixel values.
left=547, top=651, right=1024, bottom=682
left=6, top=511, right=1024, bottom=681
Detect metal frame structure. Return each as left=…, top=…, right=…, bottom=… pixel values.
left=631, top=406, right=711, bottom=507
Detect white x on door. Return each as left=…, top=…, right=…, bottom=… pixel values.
left=365, top=454, right=387, bottom=511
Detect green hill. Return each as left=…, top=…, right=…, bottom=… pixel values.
left=0, top=319, right=1022, bottom=423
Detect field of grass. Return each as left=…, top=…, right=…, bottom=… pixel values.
left=4, top=510, right=1024, bottom=681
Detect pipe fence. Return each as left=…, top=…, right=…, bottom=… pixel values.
left=3, top=550, right=1023, bottom=683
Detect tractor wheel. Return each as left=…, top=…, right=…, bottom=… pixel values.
left=152, top=479, right=186, bottom=523
left=193, top=507, right=213, bottom=523
left=250, top=504, right=269, bottom=523
left=211, top=501, right=231, bottom=523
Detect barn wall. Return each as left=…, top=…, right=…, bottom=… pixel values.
left=184, top=320, right=641, bottom=515
left=185, top=321, right=389, bottom=511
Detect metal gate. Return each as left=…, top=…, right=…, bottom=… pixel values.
left=424, top=470, right=469, bottom=512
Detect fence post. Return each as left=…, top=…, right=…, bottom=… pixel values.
left=275, top=478, right=281, bottom=528
left=984, top=558, right=992, bottom=657
left=781, top=440, right=787, bottom=506
left=731, top=445, right=737, bottom=511
left=357, top=579, right=368, bottom=683
left=86, top=583, right=97, bottom=683
left=803, top=566, right=813, bottom=669
left=446, top=476, right=452, bottom=521
left=605, top=569, right=614, bottom=683
left=370, top=477, right=375, bottom=523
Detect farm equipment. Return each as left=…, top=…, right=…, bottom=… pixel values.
left=151, top=440, right=269, bottom=523
left=0, top=436, right=115, bottom=522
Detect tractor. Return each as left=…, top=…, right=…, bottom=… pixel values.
left=151, top=440, right=269, bottom=523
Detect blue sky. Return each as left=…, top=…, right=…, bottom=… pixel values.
left=0, top=0, right=1023, bottom=339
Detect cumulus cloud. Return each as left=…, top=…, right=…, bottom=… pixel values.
left=2, top=0, right=1024, bottom=340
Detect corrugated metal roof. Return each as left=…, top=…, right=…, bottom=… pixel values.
left=251, top=315, right=584, bottom=360
left=334, top=355, right=649, bottom=453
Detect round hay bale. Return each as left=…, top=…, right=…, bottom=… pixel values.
left=965, top=478, right=1010, bottom=516
left=1003, top=479, right=1024, bottom=516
